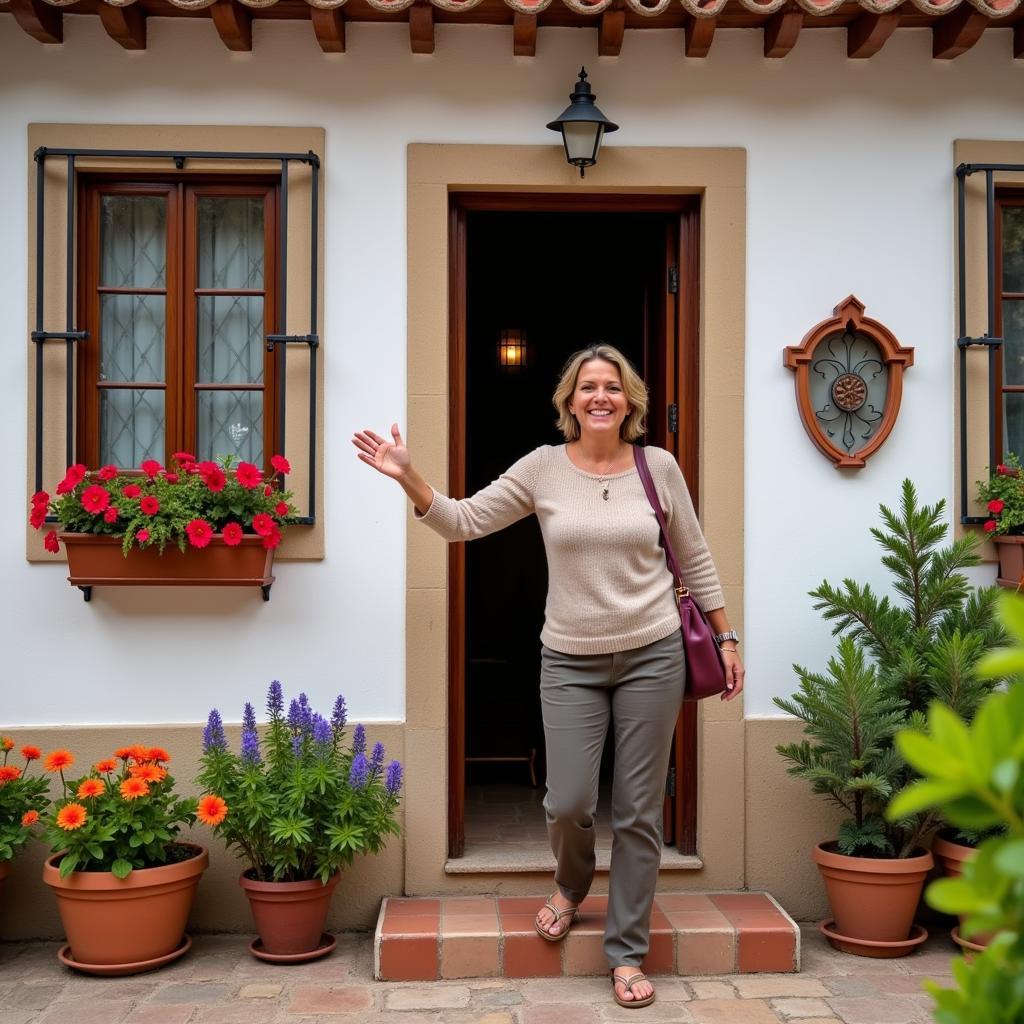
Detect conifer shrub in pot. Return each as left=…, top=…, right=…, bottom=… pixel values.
left=196, top=681, right=404, bottom=961
left=775, top=481, right=1007, bottom=956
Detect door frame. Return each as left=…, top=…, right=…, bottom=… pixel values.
left=447, top=192, right=702, bottom=859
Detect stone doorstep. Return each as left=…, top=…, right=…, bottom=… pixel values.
left=374, top=892, right=799, bottom=982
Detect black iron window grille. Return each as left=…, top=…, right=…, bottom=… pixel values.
left=31, top=146, right=321, bottom=526
left=956, top=162, right=1024, bottom=526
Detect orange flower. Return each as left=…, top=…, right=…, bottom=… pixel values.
left=113, top=747, right=135, bottom=761
left=147, top=747, right=171, bottom=764
left=119, top=778, right=149, bottom=800
left=21, top=810, right=40, bottom=827
left=21, top=745, right=41, bottom=761
left=77, top=778, right=106, bottom=799
left=1, top=737, right=12, bottom=751
left=129, top=763, right=166, bottom=783
left=44, top=749, right=74, bottom=772
left=94, top=758, right=118, bottom=774
left=0, top=765, right=22, bottom=783
left=196, top=794, right=228, bottom=826
left=128, top=744, right=152, bottom=764
left=56, top=803, right=88, bottom=831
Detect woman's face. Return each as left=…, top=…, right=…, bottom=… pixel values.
left=569, top=358, right=631, bottom=441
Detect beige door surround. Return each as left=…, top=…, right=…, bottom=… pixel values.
left=404, top=143, right=746, bottom=896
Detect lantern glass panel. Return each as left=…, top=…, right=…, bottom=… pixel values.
left=563, top=123, right=602, bottom=163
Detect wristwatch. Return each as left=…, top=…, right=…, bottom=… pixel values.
left=714, top=630, right=740, bottom=648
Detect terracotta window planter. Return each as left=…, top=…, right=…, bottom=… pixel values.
left=991, top=535, right=1024, bottom=590
left=59, top=532, right=276, bottom=601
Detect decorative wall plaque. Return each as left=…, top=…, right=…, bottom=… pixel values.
left=784, top=296, right=914, bottom=469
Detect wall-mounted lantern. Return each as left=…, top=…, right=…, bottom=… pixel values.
left=498, top=329, right=528, bottom=369
left=546, top=68, right=618, bottom=178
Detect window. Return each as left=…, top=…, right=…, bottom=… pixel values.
left=997, top=191, right=1024, bottom=462
left=77, top=178, right=278, bottom=470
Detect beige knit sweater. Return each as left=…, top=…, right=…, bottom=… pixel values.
left=416, top=444, right=725, bottom=656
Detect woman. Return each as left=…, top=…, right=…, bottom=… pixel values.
left=353, top=344, right=744, bottom=1008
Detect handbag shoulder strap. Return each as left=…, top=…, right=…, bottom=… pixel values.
left=632, top=444, right=687, bottom=595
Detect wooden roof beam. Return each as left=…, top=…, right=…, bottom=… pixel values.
left=933, top=5, right=987, bottom=59
left=764, top=9, right=803, bottom=58
left=98, top=2, right=147, bottom=50
left=211, top=0, right=252, bottom=50
left=683, top=14, right=717, bottom=57
left=513, top=12, right=536, bottom=56
left=410, top=0, right=434, bottom=54
left=599, top=2, right=625, bottom=57
left=847, top=12, right=898, bottom=58
left=310, top=6, right=345, bottom=52
left=9, top=0, right=63, bottom=44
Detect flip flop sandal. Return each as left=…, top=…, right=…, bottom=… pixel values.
left=533, top=895, right=579, bottom=942
left=611, top=970, right=656, bottom=1009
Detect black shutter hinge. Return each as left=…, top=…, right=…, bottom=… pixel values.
left=668, top=264, right=679, bottom=294
left=668, top=403, right=679, bottom=434
left=667, top=766, right=676, bottom=798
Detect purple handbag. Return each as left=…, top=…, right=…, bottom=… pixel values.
left=633, top=444, right=727, bottom=702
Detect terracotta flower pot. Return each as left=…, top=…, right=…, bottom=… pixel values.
left=813, top=841, right=932, bottom=953
left=239, top=870, right=340, bottom=957
left=991, top=535, right=1024, bottom=589
left=42, top=843, right=209, bottom=969
left=932, top=831, right=994, bottom=948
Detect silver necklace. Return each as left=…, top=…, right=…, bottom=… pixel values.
left=598, top=475, right=609, bottom=501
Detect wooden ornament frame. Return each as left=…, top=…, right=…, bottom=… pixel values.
left=784, top=295, right=914, bottom=469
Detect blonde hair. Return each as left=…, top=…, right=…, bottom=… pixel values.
left=552, top=344, right=648, bottom=443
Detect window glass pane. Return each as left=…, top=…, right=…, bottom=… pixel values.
left=100, top=196, right=166, bottom=288
left=197, top=197, right=265, bottom=289
left=1004, top=393, right=1024, bottom=460
left=197, top=390, right=263, bottom=464
left=197, top=296, right=264, bottom=383
left=100, top=389, right=165, bottom=467
left=100, top=295, right=165, bottom=382
left=1002, top=301, right=1024, bottom=386
left=1003, top=207, right=1024, bottom=293
left=806, top=329, right=888, bottom=454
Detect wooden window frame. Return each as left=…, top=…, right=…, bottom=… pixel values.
left=995, top=188, right=1024, bottom=464
left=76, top=174, right=280, bottom=471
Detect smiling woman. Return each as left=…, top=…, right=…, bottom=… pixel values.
left=353, top=342, right=744, bottom=1009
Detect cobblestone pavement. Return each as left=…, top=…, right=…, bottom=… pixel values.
left=0, top=924, right=957, bottom=1024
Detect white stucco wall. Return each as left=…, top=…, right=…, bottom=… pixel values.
left=0, top=16, right=1014, bottom=725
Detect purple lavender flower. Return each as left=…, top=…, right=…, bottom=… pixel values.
left=370, top=742, right=385, bottom=776
left=267, top=680, right=284, bottom=718
left=349, top=753, right=369, bottom=789
left=242, top=701, right=257, bottom=733
left=385, top=760, right=403, bottom=795
left=287, top=698, right=303, bottom=731
left=203, top=709, right=226, bottom=753
left=352, top=724, right=366, bottom=756
left=291, top=733, right=303, bottom=758
left=331, top=694, right=348, bottom=731
left=312, top=714, right=333, bottom=748
left=241, top=729, right=261, bottom=764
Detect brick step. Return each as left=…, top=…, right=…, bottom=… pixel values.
left=374, top=892, right=800, bottom=981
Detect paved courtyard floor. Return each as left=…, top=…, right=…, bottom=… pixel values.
left=0, top=924, right=956, bottom=1024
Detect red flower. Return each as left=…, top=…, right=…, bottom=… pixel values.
left=222, top=522, right=244, bottom=547
left=988, top=499, right=1005, bottom=514
left=186, top=519, right=213, bottom=549
left=103, top=507, right=118, bottom=524
left=122, top=483, right=142, bottom=499
left=43, top=530, right=59, bottom=554
left=31, top=491, right=49, bottom=507
left=264, top=485, right=273, bottom=497
left=275, top=501, right=289, bottom=517
left=55, top=476, right=76, bottom=495
left=262, top=528, right=282, bottom=550
left=271, top=455, right=291, bottom=475
left=136, top=529, right=150, bottom=543
left=251, top=513, right=275, bottom=537
left=140, top=459, right=163, bottom=479
left=21, top=746, right=41, bottom=761
left=94, top=758, right=118, bottom=773
left=66, top=464, right=87, bottom=486
left=164, top=472, right=179, bottom=484
left=201, top=466, right=226, bottom=493
left=0, top=766, right=22, bottom=783
left=29, top=506, right=46, bottom=530
left=984, top=520, right=998, bottom=533
left=140, top=496, right=160, bottom=516
left=173, top=451, right=196, bottom=466
left=236, top=462, right=263, bottom=489
left=97, top=465, right=118, bottom=481
left=21, top=810, right=39, bottom=827
left=81, top=485, right=111, bottom=514
left=997, top=464, right=1010, bottom=475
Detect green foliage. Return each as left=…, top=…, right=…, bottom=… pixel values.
left=775, top=480, right=1006, bottom=857
left=886, top=592, right=1024, bottom=1024
left=195, top=683, right=404, bottom=884
left=976, top=455, right=1024, bottom=536
left=0, top=739, right=50, bottom=862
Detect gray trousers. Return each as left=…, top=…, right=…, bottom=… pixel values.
left=540, top=630, right=685, bottom=968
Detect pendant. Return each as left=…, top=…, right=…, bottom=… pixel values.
left=602, top=486, right=609, bottom=501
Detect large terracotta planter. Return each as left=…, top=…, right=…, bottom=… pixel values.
left=42, top=842, right=209, bottom=971
left=932, top=831, right=994, bottom=948
left=60, top=532, right=275, bottom=600
left=992, top=535, right=1024, bottom=589
left=813, top=841, right=932, bottom=956
left=239, top=870, right=340, bottom=959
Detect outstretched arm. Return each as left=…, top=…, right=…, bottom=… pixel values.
left=352, top=424, right=434, bottom=515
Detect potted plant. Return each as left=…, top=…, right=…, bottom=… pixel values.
left=774, top=480, right=1007, bottom=956
left=28, top=452, right=296, bottom=599
left=0, top=736, right=50, bottom=899
left=976, top=454, right=1024, bottom=588
left=40, top=745, right=208, bottom=975
left=196, top=681, right=404, bottom=962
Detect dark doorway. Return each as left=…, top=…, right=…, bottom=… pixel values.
left=448, top=195, right=701, bottom=862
